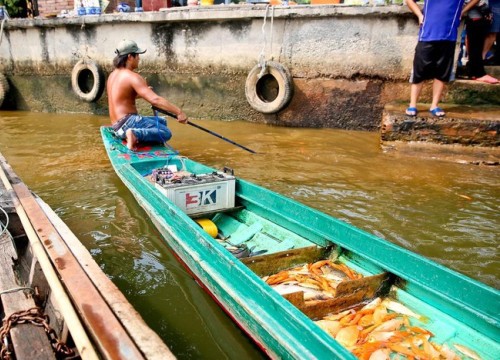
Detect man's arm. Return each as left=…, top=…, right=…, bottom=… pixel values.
left=132, top=74, right=188, bottom=123
left=406, top=0, right=424, bottom=25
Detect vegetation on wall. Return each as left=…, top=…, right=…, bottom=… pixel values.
left=0, top=0, right=25, bottom=18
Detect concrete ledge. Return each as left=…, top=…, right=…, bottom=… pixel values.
left=4, top=5, right=411, bottom=28
left=381, top=103, right=500, bottom=146
left=381, top=103, right=500, bottom=165
left=485, top=66, right=500, bottom=78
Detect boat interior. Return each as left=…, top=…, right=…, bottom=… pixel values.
left=133, top=156, right=498, bottom=359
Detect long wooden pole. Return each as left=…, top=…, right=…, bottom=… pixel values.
left=0, top=159, right=99, bottom=360
left=152, top=106, right=257, bottom=154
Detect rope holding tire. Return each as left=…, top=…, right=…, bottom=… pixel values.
left=71, top=59, right=105, bottom=103
left=0, top=73, right=9, bottom=108
left=245, top=61, right=293, bottom=114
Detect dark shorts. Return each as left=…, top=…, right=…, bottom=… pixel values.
left=410, top=41, right=456, bottom=84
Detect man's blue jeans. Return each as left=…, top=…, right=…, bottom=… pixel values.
left=116, top=114, right=172, bottom=143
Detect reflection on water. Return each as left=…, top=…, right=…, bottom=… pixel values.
left=0, top=111, right=498, bottom=358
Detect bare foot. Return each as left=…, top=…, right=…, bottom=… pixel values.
left=474, top=75, right=499, bottom=84
left=125, top=129, right=138, bottom=151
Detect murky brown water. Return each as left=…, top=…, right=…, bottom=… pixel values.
left=0, top=111, right=498, bottom=359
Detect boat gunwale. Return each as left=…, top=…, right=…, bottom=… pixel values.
left=100, top=126, right=500, bottom=356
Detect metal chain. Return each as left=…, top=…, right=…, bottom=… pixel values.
left=0, top=205, right=9, bottom=237
left=0, top=307, right=74, bottom=359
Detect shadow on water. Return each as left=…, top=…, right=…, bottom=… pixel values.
left=0, top=111, right=498, bottom=358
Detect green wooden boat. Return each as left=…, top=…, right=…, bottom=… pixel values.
left=101, top=127, right=499, bottom=360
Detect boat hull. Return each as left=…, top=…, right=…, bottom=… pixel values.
left=101, top=127, right=500, bottom=359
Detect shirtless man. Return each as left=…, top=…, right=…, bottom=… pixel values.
left=107, top=39, right=188, bottom=150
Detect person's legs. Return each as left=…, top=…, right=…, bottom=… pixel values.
left=154, top=117, right=172, bottom=142
left=407, top=41, right=430, bottom=116
left=129, top=116, right=172, bottom=143
left=156, top=116, right=168, bottom=126
left=430, top=79, right=445, bottom=117
left=119, top=115, right=172, bottom=149
left=154, top=123, right=173, bottom=143
left=466, top=18, right=488, bottom=78
left=125, top=129, right=138, bottom=150
left=409, top=82, right=423, bottom=108
left=483, top=32, right=497, bottom=59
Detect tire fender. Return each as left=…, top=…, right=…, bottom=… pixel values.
left=0, top=73, right=9, bottom=108
left=71, top=59, right=105, bottom=102
left=245, top=61, right=293, bottom=114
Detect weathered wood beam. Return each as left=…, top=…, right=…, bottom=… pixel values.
left=0, top=231, right=54, bottom=360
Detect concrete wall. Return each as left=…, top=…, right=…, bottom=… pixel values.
left=0, top=5, right=426, bottom=129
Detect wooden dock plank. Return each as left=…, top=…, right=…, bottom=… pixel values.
left=37, top=198, right=176, bottom=360
left=2, top=167, right=146, bottom=360
left=0, top=154, right=102, bottom=360
left=0, top=231, right=54, bottom=360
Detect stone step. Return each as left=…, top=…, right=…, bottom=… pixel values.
left=485, top=66, right=500, bottom=78
left=447, top=77, right=500, bottom=106
left=456, top=65, right=500, bottom=79
left=380, top=103, right=500, bottom=165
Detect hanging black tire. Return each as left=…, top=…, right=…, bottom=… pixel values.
left=0, top=73, right=9, bottom=108
left=245, top=61, right=293, bottom=114
left=71, top=60, right=105, bottom=103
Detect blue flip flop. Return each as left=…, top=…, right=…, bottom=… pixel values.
left=405, top=107, right=418, bottom=117
left=429, top=107, right=445, bottom=117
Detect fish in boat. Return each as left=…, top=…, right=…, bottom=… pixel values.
left=101, top=127, right=499, bottom=359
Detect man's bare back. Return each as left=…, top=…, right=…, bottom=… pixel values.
left=107, top=68, right=141, bottom=124
left=107, top=66, right=187, bottom=125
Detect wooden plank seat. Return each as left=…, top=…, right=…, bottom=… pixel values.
left=280, top=272, right=393, bottom=319
left=244, top=246, right=394, bottom=320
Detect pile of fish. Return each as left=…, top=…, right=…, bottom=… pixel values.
left=263, top=259, right=363, bottom=301
left=315, top=297, right=481, bottom=360
left=263, top=260, right=481, bottom=359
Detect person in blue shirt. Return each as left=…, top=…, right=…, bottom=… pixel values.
left=406, top=0, right=480, bottom=117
